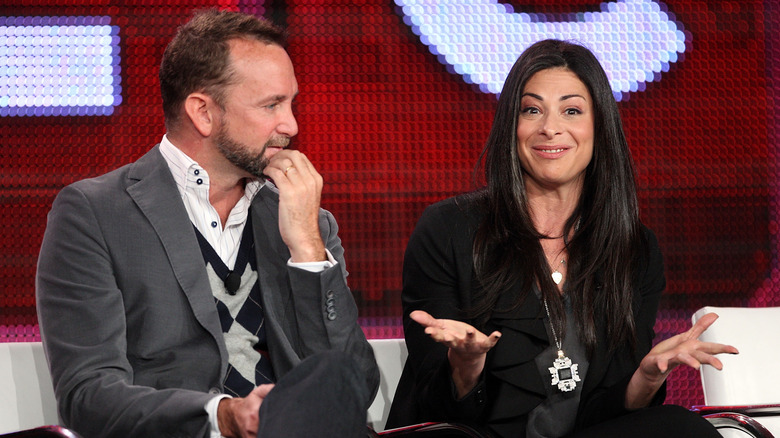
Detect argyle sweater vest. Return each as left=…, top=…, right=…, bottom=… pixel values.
left=194, top=216, right=276, bottom=397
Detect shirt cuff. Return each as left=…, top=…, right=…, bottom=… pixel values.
left=206, top=394, right=231, bottom=438
left=287, top=249, right=337, bottom=272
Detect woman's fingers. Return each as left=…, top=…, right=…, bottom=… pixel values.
left=410, top=310, right=437, bottom=328
left=410, top=309, right=501, bottom=353
left=486, top=331, right=502, bottom=347
left=685, top=312, right=718, bottom=340
left=689, top=349, right=724, bottom=370
left=650, top=339, right=737, bottom=376
left=695, top=341, right=739, bottom=356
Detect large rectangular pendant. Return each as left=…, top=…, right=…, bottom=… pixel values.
left=548, top=350, right=581, bottom=392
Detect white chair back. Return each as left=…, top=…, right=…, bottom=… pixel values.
left=367, top=338, right=408, bottom=432
left=693, top=306, right=780, bottom=437
left=693, top=306, right=780, bottom=406
left=0, top=341, right=59, bottom=433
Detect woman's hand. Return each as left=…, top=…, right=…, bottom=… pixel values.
left=410, top=310, right=501, bottom=398
left=625, top=312, right=738, bottom=409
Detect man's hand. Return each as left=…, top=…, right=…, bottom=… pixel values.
left=263, top=150, right=326, bottom=263
left=217, top=384, right=274, bottom=438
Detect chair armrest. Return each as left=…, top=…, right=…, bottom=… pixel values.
left=377, top=422, right=491, bottom=437
left=692, top=404, right=780, bottom=418
left=692, top=405, right=780, bottom=438
left=0, top=426, right=82, bottom=438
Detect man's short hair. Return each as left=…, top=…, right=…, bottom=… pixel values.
left=159, top=9, right=287, bottom=130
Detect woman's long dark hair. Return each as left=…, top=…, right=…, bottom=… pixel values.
left=470, top=39, right=645, bottom=354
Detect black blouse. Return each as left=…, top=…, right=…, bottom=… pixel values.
left=386, top=193, right=667, bottom=438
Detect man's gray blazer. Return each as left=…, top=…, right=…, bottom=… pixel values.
left=36, top=145, right=379, bottom=437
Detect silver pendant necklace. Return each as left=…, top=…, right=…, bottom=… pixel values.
left=543, top=299, right=581, bottom=392
left=550, top=258, right=565, bottom=285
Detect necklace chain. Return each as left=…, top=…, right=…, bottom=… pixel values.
left=544, top=217, right=580, bottom=285
left=542, top=299, right=562, bottom=350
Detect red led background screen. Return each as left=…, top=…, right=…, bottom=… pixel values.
left=2, top=0, right=779, bottom=409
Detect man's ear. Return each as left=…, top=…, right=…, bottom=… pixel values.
left=184, top=92, right=217, bottom=137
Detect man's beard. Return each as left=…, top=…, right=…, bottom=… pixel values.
left=215, top=126, right=290, bottom=178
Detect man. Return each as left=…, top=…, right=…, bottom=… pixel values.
left=36, top=9, right=378, bottom=438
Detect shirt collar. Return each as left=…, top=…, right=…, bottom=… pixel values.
left=158, top=134, right=264, bottom=201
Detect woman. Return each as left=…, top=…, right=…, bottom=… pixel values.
left=386, top=40, right=736, bottom=437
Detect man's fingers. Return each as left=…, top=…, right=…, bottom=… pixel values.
left=264, top=150, right=307, bottom=182
left=270, top=149, right=318, bottom=182
left=289, top=150, right=316, bottom=176
left=253, top=383, right=274, bottom=398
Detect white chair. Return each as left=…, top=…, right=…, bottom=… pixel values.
left=692, top=306, right=780, bottom=438
left=1, top=339, right=480, bottom=437
left=0, top=342, right=59, bottom=434
left=0, top=339, right=411, bottom=434
left=0, top=339, right=406, bottom=432
left=367, top=338, right=408, bottom=432
left=366, top=339, right=488, bottom=437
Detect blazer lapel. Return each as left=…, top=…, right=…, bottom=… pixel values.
left=125, top=146, right=229, bottom=377
left=250, top=183, right=299, bottom=374
left=487, top=290, right=550, bottom=421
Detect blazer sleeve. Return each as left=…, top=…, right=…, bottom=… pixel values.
left=575, top=227, right=667, bottom=429
left=284, top=208, right=380, bottom=404
left=388, top=199, right=488, bottom=427
left=36, top=184, right=216, bottom=438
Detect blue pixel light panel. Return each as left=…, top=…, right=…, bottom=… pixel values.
left=0, top=16, right=121, bottom=117
left=395, top=0, right=689, bottom=101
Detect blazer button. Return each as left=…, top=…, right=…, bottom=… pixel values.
left=209, top=387, right=221, bottom=395
left=327, top=311, right=337, bottom=320
left=326, top=297, right=335, bottom=306
left=326, top=290, right=335, bottom=299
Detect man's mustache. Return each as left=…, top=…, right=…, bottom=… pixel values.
left=267, top=137, right=291, bottom=148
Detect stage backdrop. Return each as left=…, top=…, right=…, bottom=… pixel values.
left=1, top=0, right=778, bottom=409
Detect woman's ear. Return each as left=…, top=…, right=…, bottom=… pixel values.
left=183, top=92, right=216, bottom=137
